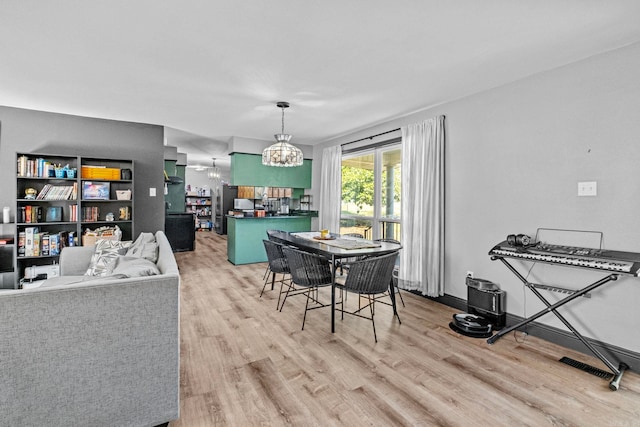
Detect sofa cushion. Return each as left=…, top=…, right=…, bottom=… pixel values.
left=126, top=232, right=158, bottom=263
left=111, top=255, right=161, bottom=277
left=85, top=239, right=132, bottom=276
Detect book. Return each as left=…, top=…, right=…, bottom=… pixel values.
left=25, top=227, right=38, bottom=256
left=49, top=233, right=60, bottom=256
left=41, top=233, right=50, bottom=256
left=33, top=233, right=41, bottom=257
left=25, top=205, right=32, bottom=223
left=18, top=232, right=25, bottom=256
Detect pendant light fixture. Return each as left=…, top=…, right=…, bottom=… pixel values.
left=262, top=101, right=303, bottom=167
left=207, top=158, right=220, bottom=181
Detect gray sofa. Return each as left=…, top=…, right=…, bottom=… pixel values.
left=0, top=231, right=180, bottom=427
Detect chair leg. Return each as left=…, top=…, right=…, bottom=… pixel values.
left=301, top=288, right=312, bottom=330
left=396, top=286, right=405, bottom=307
left=280, top=279, right=294, bottom=312
left=390, top=287, right=402, bottom=324
left=276, top=275, right=291, bottom=311
left=369, top=295, right=377, bottom=343
left=259, top=268, right=271, bottom=297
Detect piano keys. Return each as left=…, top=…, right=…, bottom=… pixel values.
left=489, top=241, right=640, bottom=276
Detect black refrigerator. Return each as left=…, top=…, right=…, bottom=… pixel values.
left=216, top=185, right=238, bottom=235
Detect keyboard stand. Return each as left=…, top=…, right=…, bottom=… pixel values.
left=487, top=256, right=629, bottom=390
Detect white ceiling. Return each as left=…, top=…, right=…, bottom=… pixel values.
left=2, top=1, right=640, bottom=171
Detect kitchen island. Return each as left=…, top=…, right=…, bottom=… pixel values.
left=227, top=214, right=316, bottom=264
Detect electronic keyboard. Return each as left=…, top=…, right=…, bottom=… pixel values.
left=489, top=241, right=640, bottom=276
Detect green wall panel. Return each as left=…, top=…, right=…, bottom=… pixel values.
left=164, top=160, right=185, bottom=212
left=230, top=153, right=312, bottom=188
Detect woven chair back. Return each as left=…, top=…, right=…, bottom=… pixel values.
left=343, top=252, right=397, bottom=295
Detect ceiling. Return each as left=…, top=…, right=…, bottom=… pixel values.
left=2, top=1, right=640, bottom=171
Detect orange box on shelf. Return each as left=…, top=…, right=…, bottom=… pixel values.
left=81, top=166, right=121, bottom=180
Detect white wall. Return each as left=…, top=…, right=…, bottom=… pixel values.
left=312, top=42, right=640, bottom=353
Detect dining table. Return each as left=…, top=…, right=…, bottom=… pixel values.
left=268, top=230, right=402, bottom=333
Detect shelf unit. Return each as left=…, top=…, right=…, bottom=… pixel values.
left=0, top=223, right=16, bottom=288
left=13, top=153, right=134, bottom=289
left=300, top=195, right=312, bottom=211
left=185, top=194, right=212, bottom=231
left=80, top=157, right=134, bottom=240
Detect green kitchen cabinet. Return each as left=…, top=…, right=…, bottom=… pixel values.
left=227, top=215, right=312, bottom=264
left=230, top=153, right=312, bottom=188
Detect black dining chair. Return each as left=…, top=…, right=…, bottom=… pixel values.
left=335, top=251, right=400, bottom=342
left=262, top=229, right=284, bottom=280
left=260, top=240, right=293, bottom=310
left=373, top=238, right=405, bottom=307
left=281, top=246, right=333, bottom=331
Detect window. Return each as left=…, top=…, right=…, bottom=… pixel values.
left=340, top=143, right=401, bottom=240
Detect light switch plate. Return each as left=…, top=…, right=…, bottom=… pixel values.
left=578, top=181, right=597, bottom=196
left=149, top=187, right=156, bottom=197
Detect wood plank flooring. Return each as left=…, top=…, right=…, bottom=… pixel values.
left=171, top=232, right=640, bottom=426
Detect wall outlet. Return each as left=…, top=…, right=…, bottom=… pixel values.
left=466, top=271, right=474, bottom=278
left=578, top=181, right=597, bottom=196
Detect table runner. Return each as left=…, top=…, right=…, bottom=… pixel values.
left=292, top=232, right=381, bottom=250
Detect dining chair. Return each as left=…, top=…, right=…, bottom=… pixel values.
left=281, top=246, right=333, bottom=330
left=260, top=239, right=293, bottom=310
left=373, top=238, right=405, bottom=307
left=262, top=229, right=284, bottom=280
left=335, top=251, right=400, bottom=342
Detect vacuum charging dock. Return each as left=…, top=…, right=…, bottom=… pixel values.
left=449, top=277, right=506, bottom=338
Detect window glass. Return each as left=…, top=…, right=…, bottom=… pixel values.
left=340, top=143, right=401, bottom=241
left=341, top=152, right=374, bottom=217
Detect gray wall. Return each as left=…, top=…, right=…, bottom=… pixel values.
left=0, top=106, right=165, bottom=234
left=312, top=42, right=640, bottom=353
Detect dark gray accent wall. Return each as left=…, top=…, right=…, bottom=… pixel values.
left=0, top=106, right=165, bottom=235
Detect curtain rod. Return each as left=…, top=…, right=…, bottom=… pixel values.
left=341, top=128, right=401, bottom=147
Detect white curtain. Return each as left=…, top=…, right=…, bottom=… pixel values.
left=398, top=116, right=445, bottom=297
left=319, top=145, right=342, bottom=233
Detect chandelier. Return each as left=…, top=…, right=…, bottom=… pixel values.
left=262, top=101, right=303, bottom=167
left=207, top=158, right=220, bottom=180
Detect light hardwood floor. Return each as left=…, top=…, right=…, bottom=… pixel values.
left=171, top=232, right=640, bottom=426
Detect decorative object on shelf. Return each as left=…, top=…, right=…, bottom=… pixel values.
left=3, top=207, right=9, bottom=223
left=82, top=182, right=110, bottom=200
left=207, top=158, right=221, bottom=181
left=45, top=206, right=63, bottom=222
left=116, top=189, right=131, bottom=200
left=105, top=212, right=115, bottom=222
left=262, top=101, right=303, bottom=167
left=119, top=206, right=131, bottom=220
left=25, top=188, right=37, bottom=199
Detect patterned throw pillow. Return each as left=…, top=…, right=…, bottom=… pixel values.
left=85, top=239, right=132, bottom=277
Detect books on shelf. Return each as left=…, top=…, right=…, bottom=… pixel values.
left=35, top=183, right=77, bottom=200
left=18, top=229, right=75, bottom=257
left=82, top=206, right=100, bottom=222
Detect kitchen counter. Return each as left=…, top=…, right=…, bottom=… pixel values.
left=226, top=213, right=317, bottom=219
left=227, top=215, right=313, bottom=264
left=227, top=210, right=318, bottom=219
